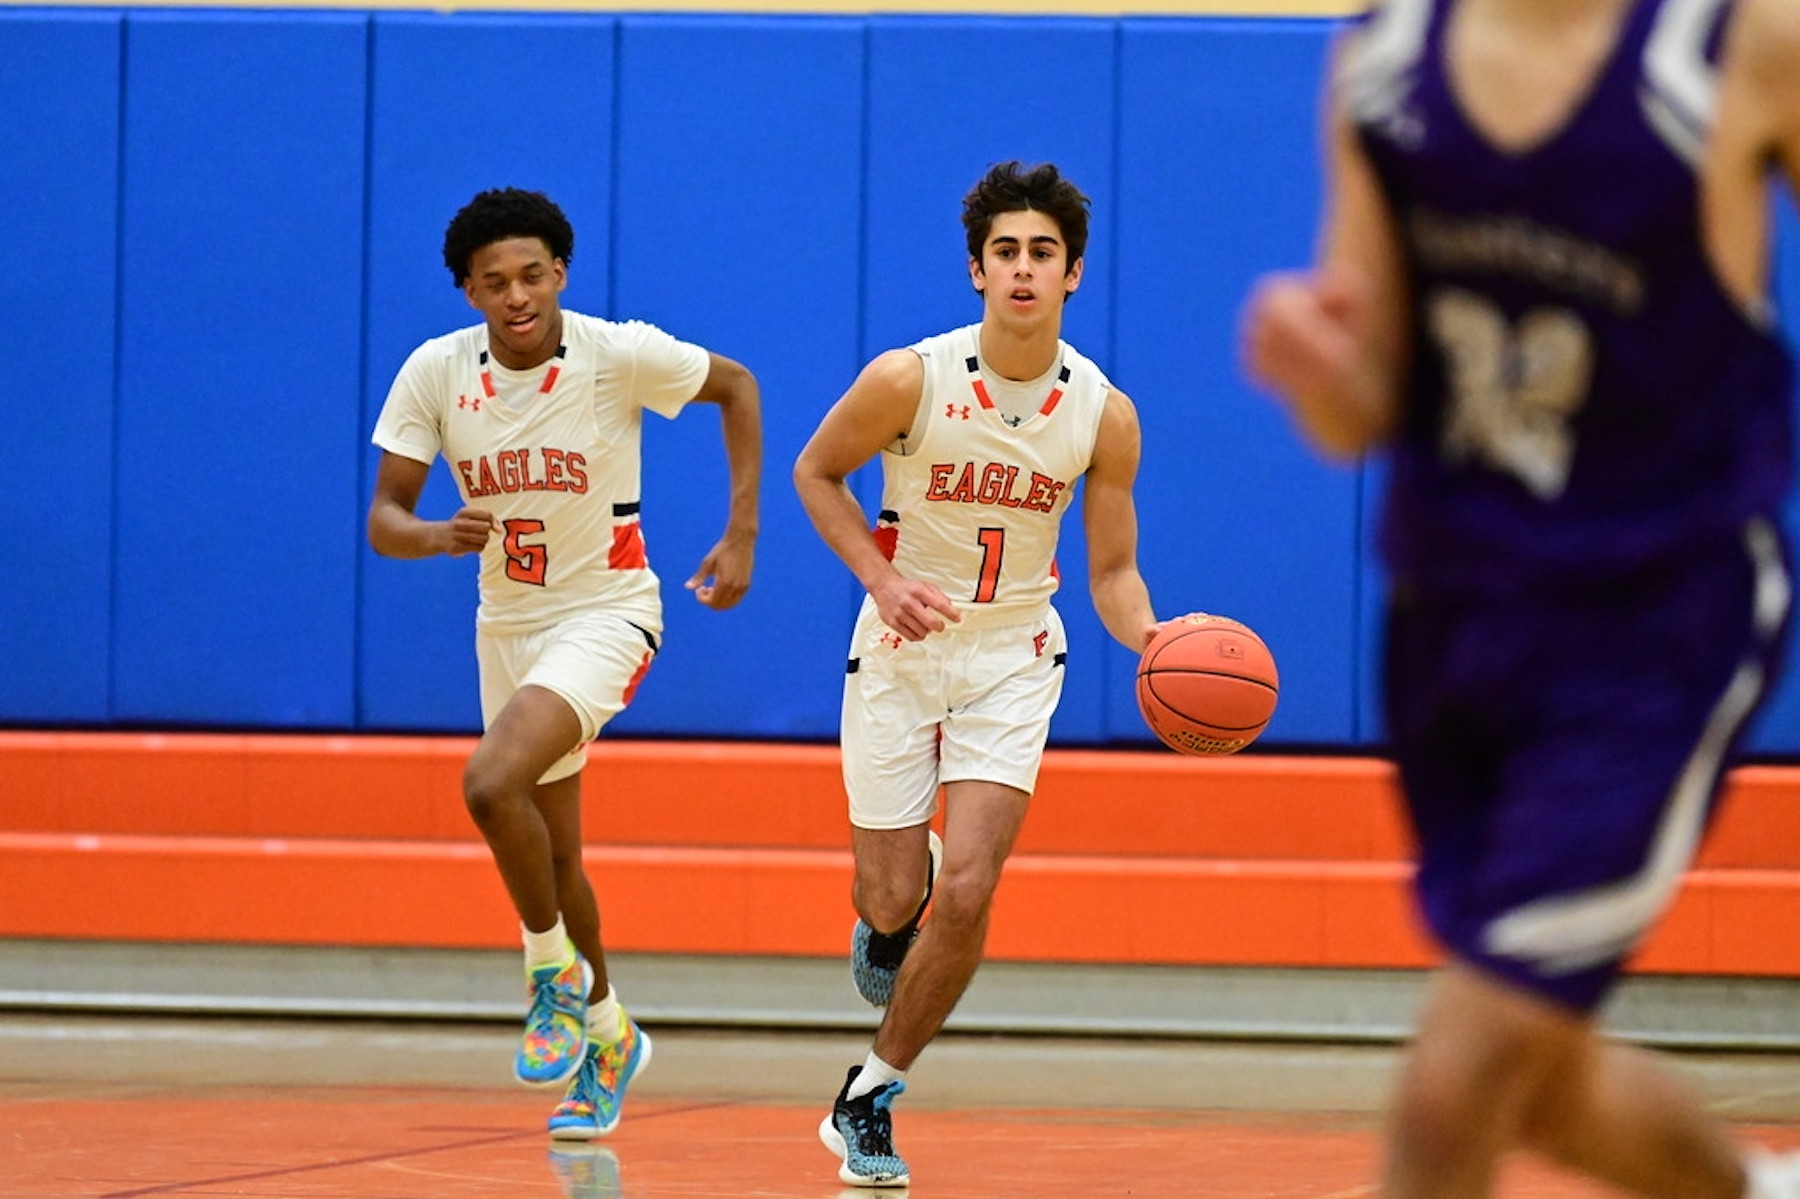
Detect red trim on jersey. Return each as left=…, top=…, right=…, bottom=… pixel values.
left=621, top=650, right=653, bottom=706
left=609, top=521, right=648, bottom=570
left=872, top=523, right=899, bottom=561
left=964, top=352, right=1069, bottom=419
left=478, top=344, right=566, bottom=401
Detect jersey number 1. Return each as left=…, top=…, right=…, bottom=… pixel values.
left=973, top=527, right=1005, bottom=603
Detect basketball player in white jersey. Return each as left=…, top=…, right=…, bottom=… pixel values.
left=794, top=161, right=1160, bottom=1187
left=368, top=188, right=761, bottom=1140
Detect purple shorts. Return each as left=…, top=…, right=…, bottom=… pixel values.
left=1382, top=519, right=1790, bottom=1011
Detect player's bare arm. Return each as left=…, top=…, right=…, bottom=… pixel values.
left=367, top=450, right=496, bottom=559
left=794, top=349, right=962, bottom=641
left=684, top=351, right=763, bottom=610
left=1704, top=0, right=1800, bottom=316
left=1083, top=387, right=1159, bottom=653
left=1241, top=51, right=1409, bottom=461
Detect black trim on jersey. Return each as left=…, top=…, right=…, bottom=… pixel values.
left=1052, top=652, right=1067, bottom=667
left=626, top=621, right=660, bottom=654
left=878, top=509, right=899, bottom=523
left=846, top=658, right=860, bottom=674
left=613, top=502, right=641, bottom=517
left=477, top=344, right=567, bottom=398
left=478, top=344, right=568, bottom=364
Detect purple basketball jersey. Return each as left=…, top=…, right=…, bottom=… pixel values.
left=1341, top=0, right=1793, bottom=593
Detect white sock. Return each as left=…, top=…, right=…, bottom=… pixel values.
left=1745, top=1149, right=1800, bottom=1199
left=522, top=917, right=572, bottom=972
left=845, top=1051, right=904, bottom=1100
left=586, top=985, right=624, bottom=1044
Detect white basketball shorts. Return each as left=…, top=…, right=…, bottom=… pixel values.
left=840, top=599, right=1067, bottom=830
left=476, top=610, right=660, bottom=785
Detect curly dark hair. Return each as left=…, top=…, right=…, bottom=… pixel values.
left=961, top=161, right=1090, bottom=268
left=442, top=188, right=575, bottom=286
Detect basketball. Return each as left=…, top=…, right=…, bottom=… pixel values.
left=1136, top=613, right=1279, bottom=756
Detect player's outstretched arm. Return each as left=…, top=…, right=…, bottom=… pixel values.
left=793, top=349, right=961, bottom=641
left=1704, top=0, right=1800, bottom=317
left=367, top=450, right=495, bottom=559
left=1084, top=388, right=1159, bottom=653
left=684, top=352, right=762, bottom=610
left=1240, top=48, right=1409, bottom=462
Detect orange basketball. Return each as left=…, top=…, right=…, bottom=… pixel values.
left=1136, top=613, right=1279, bottom=756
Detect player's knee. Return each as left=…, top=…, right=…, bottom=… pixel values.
left=461, top=760, right=523, bottom=827
left=854, top=871, right=927, bottom=931
left=1392, top=1012, right=1559, bottom=1167
left=927, top=865, right=1000, bottom=933
left=1388, top=1056, right=1497, bottom=1171
left=546, top=838, right=584, bottom=877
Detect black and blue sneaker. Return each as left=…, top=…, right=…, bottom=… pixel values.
left=818, top=1065, right=909, bottom=1188
left=850, top=830, right=941, bottom=1006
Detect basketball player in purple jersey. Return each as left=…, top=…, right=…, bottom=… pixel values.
left=795, top=162, right=1160, bottom=1186
left=369, top=188, right=761, bottom=1140
left=1243, top=0, right=1800, bottom=1195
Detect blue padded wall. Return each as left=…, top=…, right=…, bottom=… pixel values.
left=1745, top=197, right=1800, bottom=754
left=1115, top=19, right=1354, bottom=746
left=0, top=12, right=122, bottom=723
left=10, top=7, right=1799, bottom=757
left=358, top=14, right=618, bottom=732
left=112, top=12, right=366, bottom=726
left=609, top=16, right=867, bottom=739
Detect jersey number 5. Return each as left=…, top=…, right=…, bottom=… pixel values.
left=501, top=518, right=548, bottom=586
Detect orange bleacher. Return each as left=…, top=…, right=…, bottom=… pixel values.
left=3, top=732, right=1798, bottom=977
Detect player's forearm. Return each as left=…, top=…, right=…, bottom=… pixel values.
left=1090, top=565, right=1156, bottom=653
left=716, top=382, right=763, bottom=541
left=1283, top=369, right=1395, bottom=460
left=794, top=474, right=899, bottom=595
left=366, top=503, right=445, bottom=559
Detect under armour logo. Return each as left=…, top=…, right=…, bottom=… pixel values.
left=879, top=632, right=904, bottom=650
left=1033, top=630, right=1049, bottom=657
left=457, top=395, right=481, bottom=412
left=945, top=404, right=970, bottom=420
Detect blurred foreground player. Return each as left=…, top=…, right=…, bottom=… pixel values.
left=1243, top=0, right=1800, bottom=1195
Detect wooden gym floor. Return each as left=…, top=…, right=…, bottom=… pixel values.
left=6, top=1013, right=1800, bottom=1198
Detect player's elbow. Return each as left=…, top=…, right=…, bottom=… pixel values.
left=706, top=354, right=761, bottom=411
left=365, top=505, right=409, bottom=558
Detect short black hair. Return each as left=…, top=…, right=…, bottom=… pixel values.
left=442, top=188, right=575, bottom=286
left=961, top=161, right=1090, bottom=267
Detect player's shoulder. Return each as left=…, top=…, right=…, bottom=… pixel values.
left=560, top=309, right=625, bottom=346
left=564, top=309, right=675, bottom=339
left=1059, top=337, right=1107, bottom=380
left=906, top=322, right=980, bottom=360
left=858, top=344, right=928, bottom=398
left=1726, top=0, right=1800, bottom=74
left=395, top=323, right=480, bottom=380
left=412, top=323, right=483, bottom=357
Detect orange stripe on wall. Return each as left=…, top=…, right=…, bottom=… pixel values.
left=4, top=733, right=1798, bottom=974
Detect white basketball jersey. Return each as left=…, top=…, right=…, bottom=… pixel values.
left=879, top=324, right=1110, bottom=628
left=372, top=311, right=709, bottom=634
